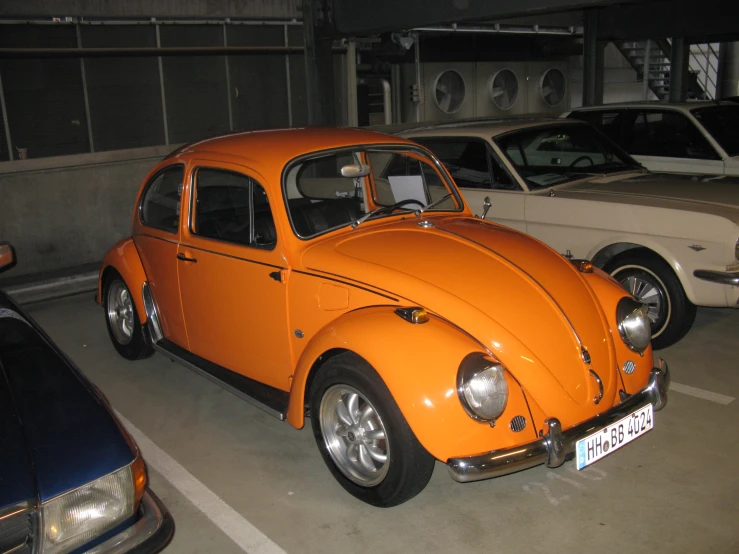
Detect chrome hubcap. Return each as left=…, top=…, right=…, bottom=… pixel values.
left=107, top=281, right=134, bottom=345
left=320, top=385, right=389, bottom=486
left=619, top=275, right=663, bottom=323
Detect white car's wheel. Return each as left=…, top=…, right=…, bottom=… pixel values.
left=605, top=249, right=696, bottom=349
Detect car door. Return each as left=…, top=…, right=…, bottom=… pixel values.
left=623, top=109, right=724, bottom=174
left=413, top=137, right=526, bottom=232
left=134, top=164, right=189, bottom=349
left=177, top=162, right=292, bottom=391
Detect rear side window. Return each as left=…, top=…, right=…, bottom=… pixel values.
left=415, top=138, right=518, bottom=191
left=569, top=110, right=623, bottom=144
left=627, top=110, right=719, bottom=160
left=140, top=165, right=185, bottom=233
left=191, top=167, right=276, bottom=249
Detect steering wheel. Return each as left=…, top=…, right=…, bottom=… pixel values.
left=379, top=198, right=425, bottom=214
left=569, top=155, right=594, bottom=168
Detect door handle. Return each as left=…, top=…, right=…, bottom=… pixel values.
left=177, top=253, right=197, bottom=263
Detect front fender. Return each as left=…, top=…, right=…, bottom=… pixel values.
left=98, top=237, right=148, bottom=322
left=287, top=306, right=539, bottom=461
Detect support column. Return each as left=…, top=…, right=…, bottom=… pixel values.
left=717, top=42, right=739, bottom=98
left=669, top=37, right=689, bottom=102
left=303, top=0, right=336, bottom=125
left=583, top=9, right=604, bottom=107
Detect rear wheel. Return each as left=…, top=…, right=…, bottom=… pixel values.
left=103, top=271, right=154, bottom=360
left=309, top=352, right=435, bottom=507
left=604, top=249, right=696, bottom=349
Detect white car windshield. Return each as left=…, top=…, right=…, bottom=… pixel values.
left=283, top=146, right=462, bottom=238
left=494, top=124, right=640, bottom=190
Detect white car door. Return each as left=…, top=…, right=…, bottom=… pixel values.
left=411, top=136, right=527, bottom=232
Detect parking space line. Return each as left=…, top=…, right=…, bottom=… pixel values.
left=670, top=382, right=735, bottom=405
left=117, top=413, right=287, bottom=554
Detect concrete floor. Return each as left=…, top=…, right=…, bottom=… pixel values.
left=25, top=295, right=739, bottom=554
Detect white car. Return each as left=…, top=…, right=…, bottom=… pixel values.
left=399, top=119, right=739, bottom=348
left=563, top=101, right=739, bottom=176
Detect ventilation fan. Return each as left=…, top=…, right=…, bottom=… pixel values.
left=540, top=68, right=566, bottom=107
left=489, top=69, right=519, bottom=111
left=434, top=70, right=466, bottom=114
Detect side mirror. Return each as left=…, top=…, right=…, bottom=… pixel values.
left=480, top=196, right=491, bottom=220
left=341, top=163, right=371, bottom=178
left=0, top=242, right=16, bottom=273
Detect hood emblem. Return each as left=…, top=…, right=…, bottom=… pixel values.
left=418, top=220, right=435, bottom=228
left=581, top=347, right=591, bottom=364
left=688, top=244, right=706, bottom=252
left=589, top=369, right=603, bottom=405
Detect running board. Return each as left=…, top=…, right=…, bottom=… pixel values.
left=150, top=334, right=289, bottom=421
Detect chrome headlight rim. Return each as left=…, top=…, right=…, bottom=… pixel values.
left=456, top=353, right=509, bottom=423
left=616, top=297, right=651, bottom=353
left=41, top=462, right=137, bottom=554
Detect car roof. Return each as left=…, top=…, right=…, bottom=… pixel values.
left=569, top=100, right=736, bottom=112
left=166, top=127, right=414, bottom=165
left=394, top=117, right=587, bottom=139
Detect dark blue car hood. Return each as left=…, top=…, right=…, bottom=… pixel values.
left=0, top=292, right=135, bottom=510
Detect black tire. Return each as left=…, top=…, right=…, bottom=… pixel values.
left=309, top=352, right=435, bottom=507
left=103, top=271, right=154, bottom=360
left=604, top=249, right=697, bottom=350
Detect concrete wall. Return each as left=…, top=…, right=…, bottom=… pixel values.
left=0, top=145, right=174, bottom=280
left=569, top=43, right=658, bottom=109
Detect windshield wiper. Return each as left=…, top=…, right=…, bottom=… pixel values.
left=351, top=199, right=419, bottom=229
left=414, top=193, right=453, bottom=217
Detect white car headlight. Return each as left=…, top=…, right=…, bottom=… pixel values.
left=457, top=354, right=509, bottom=422
left=617, top=297, right=651, bottom=353
left=42, top=464, right=136, bottom=554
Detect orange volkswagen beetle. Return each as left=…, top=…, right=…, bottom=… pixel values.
left=98, top=128, right=669, bottom=507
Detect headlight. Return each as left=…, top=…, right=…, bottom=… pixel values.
left=42, top=461, right=140, bottom=554
left=457, top=353, right=509, bottom=422
left=616, top=297, right=651, bottom=353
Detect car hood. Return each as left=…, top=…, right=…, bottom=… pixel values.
left=301, top=216, right=619, bottom=411
left=555, top=172, right=739, bottom=225
left=0, top=292, right=135, bottom=502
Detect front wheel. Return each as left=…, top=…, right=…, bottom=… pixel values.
left=103, top=271, right=154, bottom=360
left=604, top=249, right=696, bottom=349
left=309, top=352, right=435, bottom=507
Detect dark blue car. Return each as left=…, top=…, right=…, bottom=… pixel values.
left=0, top=242, right=173, bottom=554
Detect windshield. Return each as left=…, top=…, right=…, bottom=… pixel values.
left=692, top=105, right=739, bottom=156
left=494, top=124, right=639, bottom=190
left=283, top=146, right=462, bottom=238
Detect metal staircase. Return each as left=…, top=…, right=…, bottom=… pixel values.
left=614, top=39, right=718, bottom=100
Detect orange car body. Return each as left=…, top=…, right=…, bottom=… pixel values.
left=98, top=128, right=665, bottom=469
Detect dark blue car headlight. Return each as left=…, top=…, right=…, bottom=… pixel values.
left=42, top=462, right=136, bottom=554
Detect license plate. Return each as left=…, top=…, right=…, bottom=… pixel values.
left=576, top=404, right=654, bottom=470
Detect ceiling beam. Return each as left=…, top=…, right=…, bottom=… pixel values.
left=326, top=0, right=639, bottom=37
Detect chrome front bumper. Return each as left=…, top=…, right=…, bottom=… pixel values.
left=694, top=269, right=739, bottom=287
left=85, top=489, right=174, bottom=554
left=447, top=359, right=670, bottom=483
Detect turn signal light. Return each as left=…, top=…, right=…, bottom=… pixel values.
left=395, top=307, right=429, bottom=324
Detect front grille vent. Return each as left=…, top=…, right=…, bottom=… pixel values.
left=0, top=509, right=34, bottom=554
left=623, top=360, right=636, bottom=374
left=510, top=415, right=527, bottom=432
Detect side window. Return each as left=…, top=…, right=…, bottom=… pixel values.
left=416, top=138, right=519, bottom=191
left=140, top=165, right=184, bottom=233
left=569, top=110, right=623, bottom=144
left=191, top=167, right=276, bottom=249
left=627, top=110, right=719, bottom=159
